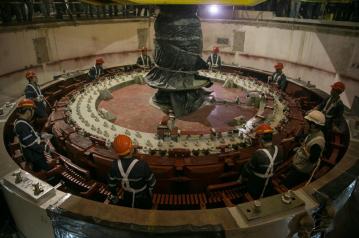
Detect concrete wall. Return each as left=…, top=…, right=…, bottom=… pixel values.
left=0, top=19, right=358, bottom=107
left=201, top=20, right=359, bottom=107
left=0, top=19, right=154, bottom=101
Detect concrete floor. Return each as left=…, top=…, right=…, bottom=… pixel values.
left=98, top=83, right=258, bottom=133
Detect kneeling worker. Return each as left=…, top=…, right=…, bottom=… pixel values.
left=108, top=134, right=156, bottom=208
left=284, top=110, right=326, bottom=188
left=14, top=99, right=50, bottom=172
left=240, top=124, right=284, bottom=199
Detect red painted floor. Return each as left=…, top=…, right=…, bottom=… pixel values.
left=98, top=83, right=257, bottom=133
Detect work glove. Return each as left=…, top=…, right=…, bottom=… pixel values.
left=108, top=194, right=119, bottom=204
left=36, top=95, right=44, bottom=102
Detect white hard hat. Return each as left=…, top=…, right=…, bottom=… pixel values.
left=304, top=110, right=325, bottom=126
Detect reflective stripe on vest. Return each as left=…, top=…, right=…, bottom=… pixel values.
left=27, top=83, right=46, bottom=107
left=300, top=133, right=325, bottom=159
left=253, top=146, right=278, bottom=198
left=252, top=146, right=278, bottom=179
left=273, top=72, right=283, bottom=83
left=293, top=131, right=325, bottom=173
left=306, top=156, right=321, bottom=185
left=322, top=97, right=340, bottom=119
left=141, top=55, right=148, bottom=67
left=117, top=158, right=147, bottom=208
left=88, top=65, right=102, bottom=78
left=27, top=83, right=43, bottom=97
left=14, top=119, right=41, bottom=148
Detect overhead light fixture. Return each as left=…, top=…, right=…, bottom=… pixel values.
left=208, top=5, right=219, bottom=15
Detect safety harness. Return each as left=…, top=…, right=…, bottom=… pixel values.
left=253, top=145, right=278, bottom=198
left=27, top=83, right=47, bottom=107
left=322, top=97, right=340, bottom=119
left=140, top=55, right=149, bottom=67
left=303, top=135, right=325, bottom=185
left=306, top=158, right=321, bottom=186
left=117, top=158, right=147, bottom=208
left=89, top=65, right=102, bottom=79
left=273, top=72, right=283, bottom=83
left=27, top=83, right=42, bottom=97
left=210, top=54, right=220, bottom=68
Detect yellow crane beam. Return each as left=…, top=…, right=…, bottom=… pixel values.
left=81, top=0, right=267, bottom=6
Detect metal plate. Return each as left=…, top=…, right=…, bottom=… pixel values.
left=237, top=193, right=305, bottom=221
left=2, top=169, right=55, bottom=204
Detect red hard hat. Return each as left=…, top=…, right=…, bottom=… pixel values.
left=17, top=98, right=36, bottom=109
left=113, top=134, right=133, bottom=156
left=213, top=46, right=219, bottom=53
left=255, top=124, right=273, bottom=135
left=25, top=71, right=36, bottom=79
left=96, top=57, right=104, bottom=64
left=274, top=63, right=284, bottom=70
left=331, top=82, right=345, bottom=92
left=141, top=47, right=147, bottom=52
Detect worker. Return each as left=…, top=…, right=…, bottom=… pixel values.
left=206, top=46, right=222, bottom=70
left=284, top=110, right=326, bottom=188
left=287, top=212, right=314, bottom=238
left=239, top=124, right=284, bottom=199
left=269, top=62, right=287, bottom=92
left=313, top=81, right=345, bottom=158
left=312, top=194, right=336, bottom=237
left=24, top=71, right=48, bottom=119
left=108, top=134, right=156, bottom=208
left=14, top=99, right=50, bottom=172
left=315, top=81, right=345, bottom=135
left=136, top=47, right=152, bottom=69
left=88, top=57, right=104, bottom=80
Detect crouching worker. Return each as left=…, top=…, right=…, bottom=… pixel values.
left=239, top=124, right=284, bottom=199
left=108, top=134, right=156, bottom=208
left=14, top=99, right=51, bottom=172
left=284, top=110, right=326, bottom=188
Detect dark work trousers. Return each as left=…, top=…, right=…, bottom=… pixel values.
left=283, top=166, right=310, bottom=188
left=246, top=174, right=274, bottom=199
left=23, top=146, right=49, bottom=172
left=120, top=191, right=152, bottom=209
